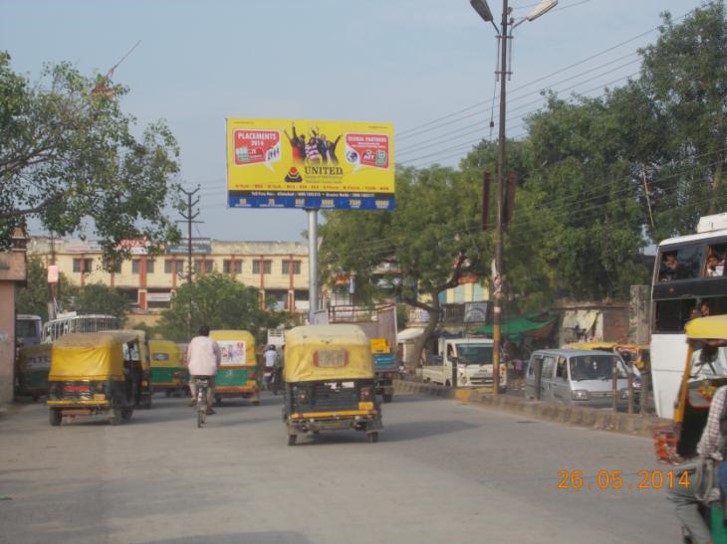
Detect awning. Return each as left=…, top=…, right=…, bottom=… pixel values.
left=477, top=313, right=558, bottom=340
left=397, top=327, right=426, bottom=342
left=561, top=310, right=599, bottom=332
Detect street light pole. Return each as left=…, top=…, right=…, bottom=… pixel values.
left=492, top=0, right=509, bottom=396
left=470, top=0, right=557, bottom=395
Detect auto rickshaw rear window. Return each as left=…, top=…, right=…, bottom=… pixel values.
left=314, top=349, right=349, bottom=368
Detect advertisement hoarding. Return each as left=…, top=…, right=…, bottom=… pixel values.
left=226, top=118, right=395, bottom=210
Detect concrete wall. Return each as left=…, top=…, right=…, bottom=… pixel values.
left=0, top=284, right=14, bottom=405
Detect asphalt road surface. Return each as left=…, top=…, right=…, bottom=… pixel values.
left=0, top=391, right=679, bottom=544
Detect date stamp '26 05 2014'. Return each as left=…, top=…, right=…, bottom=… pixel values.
left=557, top=469, right=690, bottom=492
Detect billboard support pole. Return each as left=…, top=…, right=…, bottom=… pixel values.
left=307, top=208, right=319, bottom=324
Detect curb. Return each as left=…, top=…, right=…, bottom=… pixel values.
left=393, top=379, right=669, bottom=438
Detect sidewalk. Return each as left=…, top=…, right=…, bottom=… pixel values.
left=393, top=379, right=669, bottom=438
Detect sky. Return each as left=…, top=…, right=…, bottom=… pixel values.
left=0, top=0, right=711, bottom=243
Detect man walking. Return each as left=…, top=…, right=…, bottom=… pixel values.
left=186, top=325, right=222, bottom=415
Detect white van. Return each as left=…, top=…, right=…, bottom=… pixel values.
left=524, top=349, right=636, bottom=408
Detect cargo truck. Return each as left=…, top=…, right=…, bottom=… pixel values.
left=420, top=336, right=507, bottom=391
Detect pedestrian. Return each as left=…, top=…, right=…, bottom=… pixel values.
left=186, top=325, right=221, bottom=415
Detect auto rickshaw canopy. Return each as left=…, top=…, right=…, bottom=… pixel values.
left=149, top=339, right=182, bottom=368
left=50, top=331, right=138, bottom=381
left=284, top=324, right=375, bottom=383
left=685, top=315, right=727, bottom=341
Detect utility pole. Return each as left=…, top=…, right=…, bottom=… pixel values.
left=177, top=186, right=202, bottom=339
left=47, top=232, right=59, bottom=321
left=491, top=0, right=510, bottom=396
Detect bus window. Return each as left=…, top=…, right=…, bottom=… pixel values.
left=15, top=315, right=42, bottom=346
left=706, top=244, right=726, bottom=277
left=654, top=299, right=695, bottom=332
left=659, top=245, right=704, bottom=281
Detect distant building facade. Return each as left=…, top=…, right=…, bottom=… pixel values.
left=27, top=237, right=310, bottom=315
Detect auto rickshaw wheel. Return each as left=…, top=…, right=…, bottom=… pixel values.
left=368, top=432, right=379, bottom=443
left=141, top=396, right=152, bottom=410
left=49, top=409, right=62, bottom=426
left=383, top=393, right=393, bottom=403
left=287, top=434, right=297, bottom=446
left=110, top=407, right=123, bottom=425
left=121, top=407, right=133, bottom=421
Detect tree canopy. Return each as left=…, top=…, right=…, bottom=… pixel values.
left=319, top=2, right=727, bottom=344
left=0, top=52, right=181, bottom=258
left=154, top=272, right=289, bottom=343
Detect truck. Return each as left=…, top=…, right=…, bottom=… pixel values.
left=326, top=304, right=398, bottom=403
left=420, top=336, right=507, bottom=391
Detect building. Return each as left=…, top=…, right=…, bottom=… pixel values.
left=1, top=228, right=29, bottom=405
left=27, top=237, right=310, bottom=319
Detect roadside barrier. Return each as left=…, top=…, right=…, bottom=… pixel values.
left=393, top=379, right=669, bottom=438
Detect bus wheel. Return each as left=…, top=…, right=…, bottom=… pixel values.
left=49, top=409, right=62, bottom=426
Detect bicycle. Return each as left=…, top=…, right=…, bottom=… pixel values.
left=268, top=365, right=283, bottom=396
left=193, top=376, right=211, bottom=428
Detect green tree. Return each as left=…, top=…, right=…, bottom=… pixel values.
left=521, top=93, right=649, bottom=299
left=0, top=52, right=181, bottom=257
left=320, top=165, right=488, bottom=369
left=65, top=283, right=130, bottom=322
left=459, top=139, right=558, bottom=311
left=155, top=273, right=288, bottom=342
left=636, top=1, right=727, bottom=238
left=14, top=256, right=74, bottom=321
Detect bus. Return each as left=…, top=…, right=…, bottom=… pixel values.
left=650, top=213, right=727, bottom=419
left=41, top=313, right=121, bottom=344
left=16, top=314, right=42, bottom=346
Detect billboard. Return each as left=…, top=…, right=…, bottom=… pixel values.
left=226, top=118, right=395, bottom=210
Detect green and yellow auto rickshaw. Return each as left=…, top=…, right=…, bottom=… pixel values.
left=149, top=339, right=188, bottom=396
left=653, top=315, right=727, bottom=543
left=209, top=330, right=259, bottom=406
left=15, top=343, right=52, bottom=401
left=47, top=331, right=141, bottom=425
left=283, top=324, right=383, bottom=446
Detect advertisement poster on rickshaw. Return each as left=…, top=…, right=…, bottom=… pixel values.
left=226, top=118, right=395, bottom=210
left=218, top=341, right=247, bottom=366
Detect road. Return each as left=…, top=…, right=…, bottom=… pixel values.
left=0, top=391, right=679, bottom=544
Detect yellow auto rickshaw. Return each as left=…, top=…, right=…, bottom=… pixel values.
left=47, top=331, right=142, bottom=425
left=210, top=330, right=259, bottom=406
left=283, top=324, right=383, bottom=446
left=653, top=315, right=727, bottom=543
left=149, top=339, right=188, bottom=397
